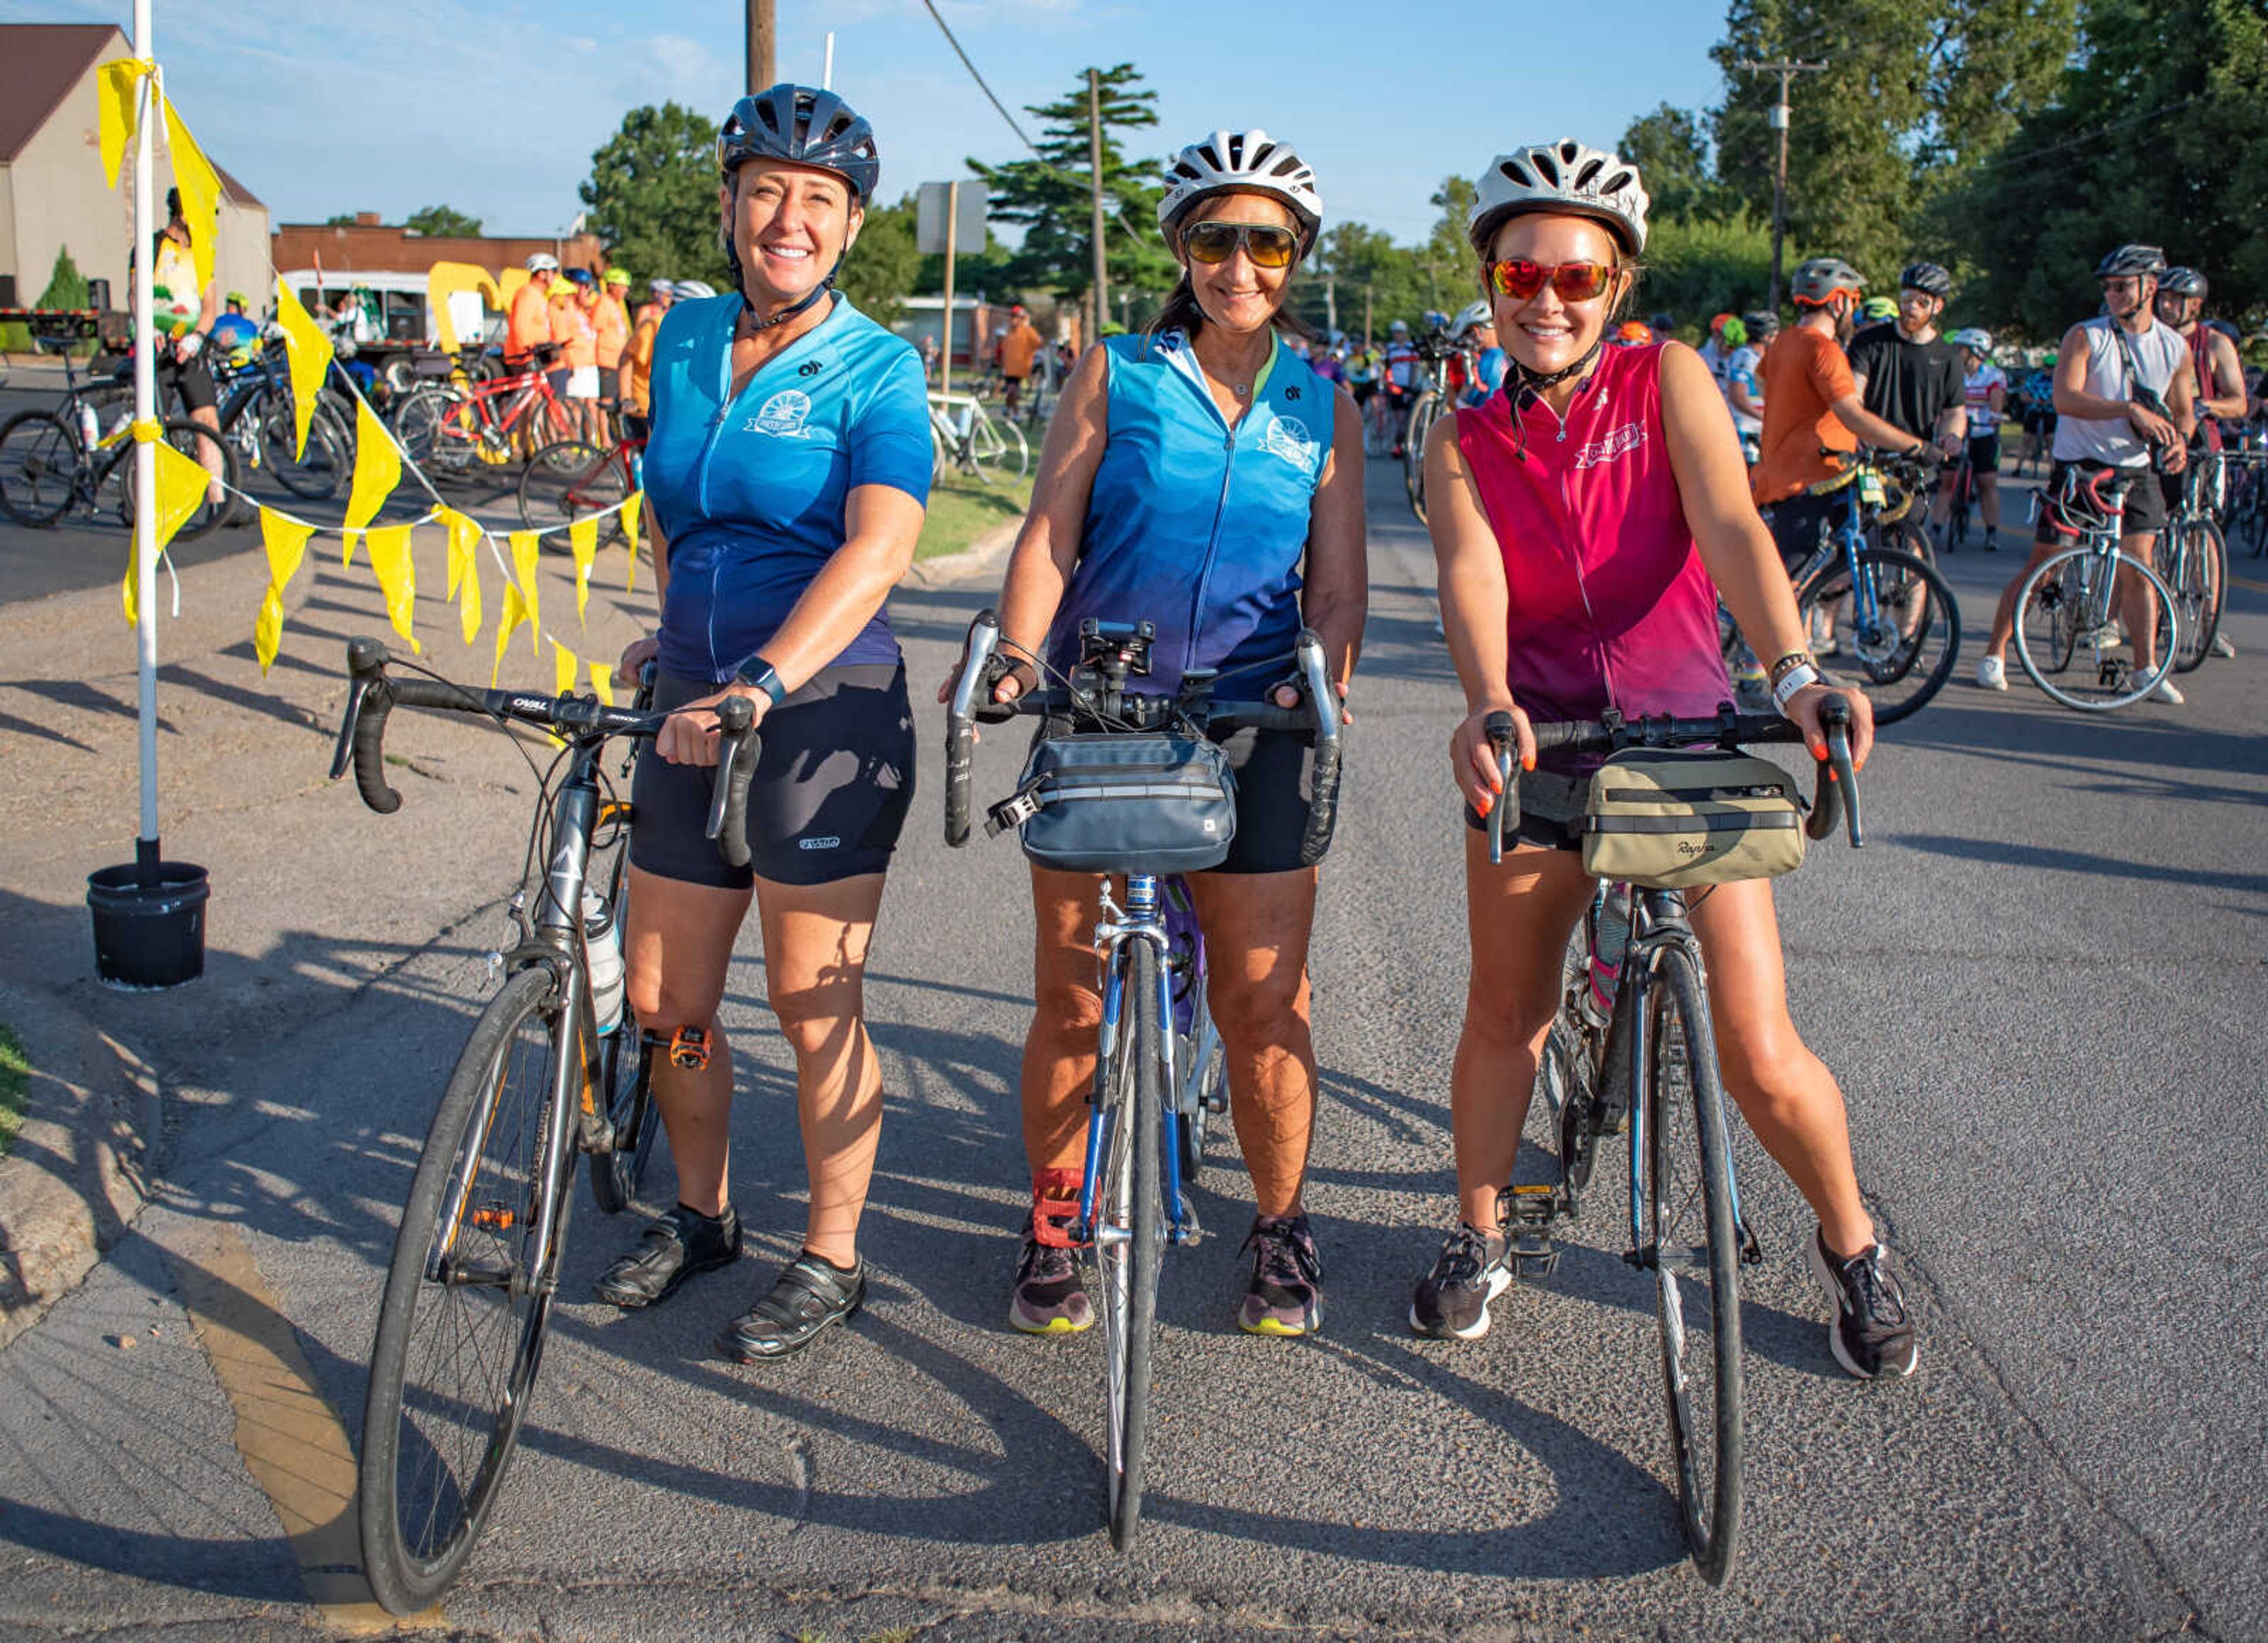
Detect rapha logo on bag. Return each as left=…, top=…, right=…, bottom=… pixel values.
left=1676, top=839, right=1709, bottom=855
left=1574, top=422, right=1645, bottom=469
left=747, top=390, right=812, bottom=439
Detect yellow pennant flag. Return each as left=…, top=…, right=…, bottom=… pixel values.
left=553, top=640, right=579, bottom=699
left=121, top=552, right=136, bottom=628
left=509, top=530, right=542, bottom=650
left=364, top=523, right=421, bottom=653
left=491, top=583, right=530, bottom=686
left=149, top=432, right=212, bottom=551
left=453, top=544, right=483, bottom=646
left=273, top=282, right=331, bottom=460
left=438, top=508, right=481, bottom=596
left=159, top=94, right=221, bottom=294
left=342, top=397, right=402, bottom=559
left=254, top=583, right=286, bottom=674
left=97, top=61, right=152, bottom=189
left=621, top=492, right=643, bottom=592
left=589, top=661, right=615, bottom=707
left=568, top=515, right=598, bottom=623
left=260, top=506, right=314, bottom=591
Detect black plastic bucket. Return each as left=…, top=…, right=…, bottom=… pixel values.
left=87, top=860, right=209, bottom=989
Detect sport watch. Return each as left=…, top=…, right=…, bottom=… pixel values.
left=732, top=654, right=786, bottom=706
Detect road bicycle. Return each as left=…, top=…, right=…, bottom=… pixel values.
left=2011, top=468, right=2178, bottom=711
left=1401, top=328, right=1469, bottom=526
left=393, top=345, right=575, bottom=478
left=213, top=338, right=355, bottom=503
left=944, top=609, right=1342, bottom=1549
left=928, top=389, right=1030, bottom=487
left=1735, top=454, right=1961, bottom=725
left=1940, top=445, right=1976, bottom=552
left=331, top=639, right=752, bottom=1616
left=0, top=394, right=239, bottom=537
left=1489, top=697, right=1863, bottom=1587
left=2218, top=437, right=2268, bottom=559
left=2161, top=451, right=2229, bottom=673
left=517, top=432, right=643, bottom=549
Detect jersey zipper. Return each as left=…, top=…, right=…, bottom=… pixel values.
left=1186, top=424, right=1240, bottom=677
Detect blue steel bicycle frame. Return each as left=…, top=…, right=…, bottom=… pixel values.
left=1075, top=872, right=1198, bottom=1246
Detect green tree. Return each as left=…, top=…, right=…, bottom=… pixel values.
left=1941, top=0, right=2268, bottom=339
left=36, top=245, right=88, bottom=310
left=836, top=195, right=920, bottom=325
left=1639, top=209, right=1776, bottom=329
left=579, top=102, right=731, bottom=293
left=324, top=213, right=359, bottom=226
left=964, top=64, right=1178, bottom=318
left=1621, top=104, right=1735, bottom=224
left=405, top=204, right=483, bottom=238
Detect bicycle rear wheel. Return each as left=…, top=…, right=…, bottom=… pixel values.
left=2170, top=518, right=2226, bottom=674
left=1094, top=938, right=1162, bottom=1551
left=110, top=419, right=242, bottom=542
left=393, top=386, right=475, bottom=476
left=1808, top=548, right=1959, bottom=725
left=0, top=410, right=82, bottom=526
left=1404, top=391, right=1441, bottom=523
left=2013, top=546, right=2176, bottom=710
left=519, top=439, right=628, bottom=547
left=359, top=965, right=571, bottom=1616
left=1640, top=944, right=1744, bottom=1587
left=967, top=412, right=1029, bottom=485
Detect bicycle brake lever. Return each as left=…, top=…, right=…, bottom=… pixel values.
left=1482, top=709, right=1518, bottom=865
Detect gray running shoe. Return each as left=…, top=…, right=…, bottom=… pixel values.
left=1009, top=1209, right=1093, bottom=1335
left=1410, top=1221, right=1511, bottom=1341
left=1808, top=1228, right=1919, bottom=1380
left=1238, top=1213, right=1324, bottom=1336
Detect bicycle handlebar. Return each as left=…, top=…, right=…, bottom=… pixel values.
left=944, top=609, right=1345, bottom=866
left=1481, top=696, right=1862, bottom=867
left=330, top=637, right=759, bottom=868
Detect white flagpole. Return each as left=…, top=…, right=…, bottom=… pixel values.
left=823, top=32, right=835, bottom=89
left=131, top=0, right=160, bottom=883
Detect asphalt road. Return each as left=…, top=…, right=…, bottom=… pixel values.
left=1, top=445, right=2264, bottom=1642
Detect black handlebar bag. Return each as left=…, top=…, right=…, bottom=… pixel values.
left=988, top=730, right=1237, bottom=875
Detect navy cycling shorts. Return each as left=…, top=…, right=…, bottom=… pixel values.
left=628, top=664, right=914, bottom=889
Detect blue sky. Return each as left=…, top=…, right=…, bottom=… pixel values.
left=9, top=0, right=1727, bottom=246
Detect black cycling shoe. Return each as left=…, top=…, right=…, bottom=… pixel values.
left=716, top=1251, right=866, bottom=1362
left=592, top=1203, right=740, bottom=1309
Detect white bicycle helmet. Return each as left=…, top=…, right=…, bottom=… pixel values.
left=526, top=252, right=559, bottom=275
left=1468, top=139, right=1650, bottom=256
left=1951, top=327, right=1992, bottom=355
left=1452, top=299, right=1494, bottom=340
left=672, top=279, right=718, bottom=300
left=1157, top=130, right=1324, bottom=252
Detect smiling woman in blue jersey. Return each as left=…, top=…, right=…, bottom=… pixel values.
left=594, top=85, right=931, bottom=1363
left=966, top=129, right=1367, bottom=1339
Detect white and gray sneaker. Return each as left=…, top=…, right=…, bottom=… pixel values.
left=2210, top=633, right=2237, bottom=658
left=1411, top=1222, right=1512, bottom=1341
left=1974, top=654, right=2008, bottom=691
left=2150, top=674, right=2186, bottom=705
left=1808, top=1228, right=1918, bottom=1381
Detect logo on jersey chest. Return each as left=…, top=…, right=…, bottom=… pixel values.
left=746, top=390, right=813, bottom=439
left=1573, top=421, right=1645, bottom=469
left=1259, top=415, right=1319, bottom=475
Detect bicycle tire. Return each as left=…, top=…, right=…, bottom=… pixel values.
left=109, top=418, right=242, bottom=542
left=0, top=410, right=82, bottom=526
left=359, top=964, right=571, bottom=1616
left=1640, top=944, right=1744, bottom=1588
left=518, top=439, right=628, bottom=547
left=2171, top=517, right=2226, bottom=674
left=2012, top=546, right=2178, bottom=710
left=1404, top=391, right=1440, bottom=523
left=1094, top=937, right=1162, bottom=1551
left=1806, top=547, right=1959, bottom=725
left=233, top=384, right=350, bottom=502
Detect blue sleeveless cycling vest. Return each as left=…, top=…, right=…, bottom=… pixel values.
left=1050, top=330, right=1335, bottom=691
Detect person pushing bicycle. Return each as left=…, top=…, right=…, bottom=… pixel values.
left=950, top=127, right=1366, bottom=1339
left=1415, top=138, right=1917, bottom=1381
left=594, top=84, right=933, bottom=1362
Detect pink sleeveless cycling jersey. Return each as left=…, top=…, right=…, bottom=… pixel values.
left=1454, top=343, right=1733, bottom=756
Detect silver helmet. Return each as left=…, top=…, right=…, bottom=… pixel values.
left=1467, top=139, right=1650, bottom=256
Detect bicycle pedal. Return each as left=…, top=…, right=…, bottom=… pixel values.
left=1738, top=1222, right=1764, bottom=1267
left=1503, top=1185, right=1560, bottom=1278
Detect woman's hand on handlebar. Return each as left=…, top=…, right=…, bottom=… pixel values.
left=1451, top=700, right=1532, bottom=816
left=1274, top=677, right=1352, bottom=725
left=1784, top=681, right=1872, bottom=770
left=656, top=684, right=769, bottom=767
left=617, top=633, right=660, bottom=680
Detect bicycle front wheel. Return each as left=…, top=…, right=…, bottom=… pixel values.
left=0, top=410, right=82, bottom=526
left=1404, top=391, right=1441, bottom=523
left=110, top=419, right=242, bottom=542
left=2170, top=517, right=2226, bottom=674
left=966, top=412, right=1029, bottom=485
left=1094, top=937, right=1162, bottom=1551
left=1811, top=548, right=1959, bottom=725
left=1641, top=944, right=1745, bottom=1587
left=359, top=965, right=572, bottom=1616
left=2013, top=546, right=2177, bottom=710
left=519, top=440, right=628, bottom=547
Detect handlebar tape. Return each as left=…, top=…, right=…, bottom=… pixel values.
left=337, top=635, right=403, bottom=814
left=707, top=695, right=758, bottom=870
left=1299, top=723, right=1342, bottom=867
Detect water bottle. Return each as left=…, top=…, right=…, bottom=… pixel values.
left=582, top=889, right=625, bottom=1035
left=1585, top=882, right=1632, bottom=1022
left=77, top=402, right=100, bottom=453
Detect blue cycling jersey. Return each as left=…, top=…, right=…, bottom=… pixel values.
left=644, top=293, right=931, bottom=682
left=1462, top=345, right=1507, bottom=407
left=1051, top=330, right=1335, bottom=692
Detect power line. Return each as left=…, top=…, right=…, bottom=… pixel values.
left=1973, top=92, right=2208, bottom=175
left=917, top=0, right=1046, bottom=161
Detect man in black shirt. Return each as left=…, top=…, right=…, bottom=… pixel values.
left=1848, top=262, right=1967, bottom=546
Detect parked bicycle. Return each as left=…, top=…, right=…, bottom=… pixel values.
left=2161, top=449, right=2230, bottom=672
left=392, top=344, right=575, bottom=478
left=332, top=639, right=750, bottom=1616
left=2010, top=468, right=2178, bottom=710
left=2218, top=436, right=2268, bottom=559
left=517, top=431, right=643, bottom=549
left=944, top=609, right=1342, bottom=1549
left=1489, top=696, right=1863, bottom=1587
left=928, top=389, right=1030, bottom=487
left=213, top=337, right=355, bottom=503
left=1401, top=327, right=1469, bottom=525
left=0, top=390, right=238, bottom=537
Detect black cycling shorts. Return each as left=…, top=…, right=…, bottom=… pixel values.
left=162, top=351, right=217, bottom=415
left=628, top=664, right=914, bottom=890
left=597, top=366, right=618, bottom=402
left=1464, top=768, right=1590, bottom=853
left=2038, top=460, right=2166, bottom=545
left=1764, top=490, right=1840, bottom=572
left=1966, top=431, right=2000, bottom=472
left=1211, top=725, right=1322, bottom=875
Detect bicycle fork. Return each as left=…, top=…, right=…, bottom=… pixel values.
left=1077, top=876, right=1196, bottom=1248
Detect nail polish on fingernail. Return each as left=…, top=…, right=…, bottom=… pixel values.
left=1521, top=752, right=1536, bottom=771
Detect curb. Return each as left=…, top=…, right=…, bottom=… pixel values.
left=902, top=514, right=1022, bottom=591
left=0, top=980, right=165, bottom=1354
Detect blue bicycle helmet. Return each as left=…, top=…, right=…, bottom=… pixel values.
left=719, top=84, right=879, bottom=203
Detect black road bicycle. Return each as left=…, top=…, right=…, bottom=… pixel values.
left=331, top=638, right=756, bottom=1616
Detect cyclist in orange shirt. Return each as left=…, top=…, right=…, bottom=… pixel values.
left=506, top=252, right=558, bottom=368
left=996, top=302, right=1042, bottom=416
left=553, top=268, right=603, bottom=441
left=621, top=278, right=674, bottom=439
left=597, top=266, right=633, bottom=437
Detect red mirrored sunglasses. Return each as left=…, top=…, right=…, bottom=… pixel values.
left=1487, top=259, right=1617, bottom=304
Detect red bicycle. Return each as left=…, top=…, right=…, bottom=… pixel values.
left=517, top=431, right=643, bottom=548
left=393, top=344, right=575, bottom=478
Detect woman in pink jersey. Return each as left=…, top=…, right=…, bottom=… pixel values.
left=1409, top=139, right=1916, bottom=1384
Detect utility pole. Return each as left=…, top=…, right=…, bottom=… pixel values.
left=1736, top=58, right=1826, bottom=311
left=1088, top=69, right=1109, bottom=345
left=747, top=0, right=774, bottom=93
left=1325, top=273, right=1337, bottom=338
left=1363, top=282, right=1373, bottom=344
